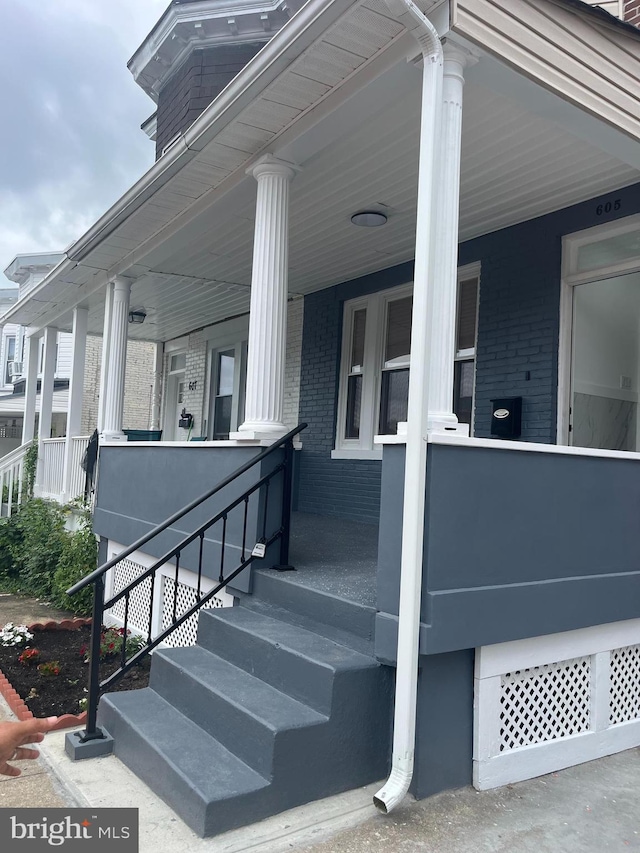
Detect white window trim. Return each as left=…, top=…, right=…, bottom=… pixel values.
left=208, top=341, right=247, bottom=438
left=558, top=215, right=640, bottom=445
left=334, top=266, right=481, bottom=458
left=333, top=283, right=412, bottom=458
left=454, top=261, right=481, bottom=436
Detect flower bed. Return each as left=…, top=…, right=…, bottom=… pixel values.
left=0, top=621, right=150, bottom=729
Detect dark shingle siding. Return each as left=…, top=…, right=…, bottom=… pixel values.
left=155, top=43, right=265, bottom=157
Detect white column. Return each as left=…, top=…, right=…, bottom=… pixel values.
left=100, top=276, right=131, bottom=443
left=235, top=154, right=299, bottom=439
left=38, top=327, right=57, bottom=447
left=427, top=43, right=470, bottom=434
left=97, top=281, right=114, bottom=433
left=61, top=307, right=88, bottom=501
left=150, top=342, right=164, bottom=431
left=22, top=334, right=39, bottom=444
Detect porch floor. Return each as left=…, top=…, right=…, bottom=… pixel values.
left=287, top=512, right=378, bottom=607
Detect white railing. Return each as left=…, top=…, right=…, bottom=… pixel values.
left=0, top=442, right=31, bottom=518
left=37, top=436, right=90, bottom=503
left=69, top=436, right=90, bottom=501
left=37, top=438, right=66, bottom=500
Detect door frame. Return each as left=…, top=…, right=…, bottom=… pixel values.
left=558, top=213, right=640, bottom=445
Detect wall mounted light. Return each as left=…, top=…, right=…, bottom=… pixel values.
left=128, top=310, right=146, bottom=325
left=350, top=211, right=388, bottom=227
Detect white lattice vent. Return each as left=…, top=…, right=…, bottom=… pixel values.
left=161, top=576, right=231, bottom=648
left=610, top=644, right=640, bottom=725
left=499, top=657, right=591, bottom=752
left=108, top=558, right=153, bottom=637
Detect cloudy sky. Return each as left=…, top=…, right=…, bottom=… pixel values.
left=0, top=0, right=170, bottom=286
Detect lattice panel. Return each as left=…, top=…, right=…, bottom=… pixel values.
left=499, top=657, right=591, bottom=752
left=108, top=558, right=153, bottom=636
left=161, top=577, right=231, bottom=648
left=610, top=645, right=640, bottom=725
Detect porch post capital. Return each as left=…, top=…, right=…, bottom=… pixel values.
left=246, top=154, right=301, bottom=182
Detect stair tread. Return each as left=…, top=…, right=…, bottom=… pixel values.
left=238, top=598, right=374, bottom=656
left=203, top=606, right=378, bottom=669
left=103, top=688, right=269, bottom=800
left=154, top=645, right=328, bottom=728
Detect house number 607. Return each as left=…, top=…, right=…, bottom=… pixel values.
left=596, top=199, right=621, bottom=216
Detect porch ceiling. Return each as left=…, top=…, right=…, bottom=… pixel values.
left=82, top=64, right=638, bottom=343
left=7, top=0, right=640, bottom=343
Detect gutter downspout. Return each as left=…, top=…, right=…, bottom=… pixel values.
left=373, top=0, right=443, bottom=815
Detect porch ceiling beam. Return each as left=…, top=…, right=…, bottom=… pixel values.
left=468, top=53, right=640, bottom=172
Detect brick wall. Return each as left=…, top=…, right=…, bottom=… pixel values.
left=182, top=330, right=208, bottom=437
left=284, top=297, right=304, bottom=429
left=80, top=336, right=156, bottom=434
left=155, top=43, right=265, bottom=158
left=624, top=0, right=640, bottom=25
left=296, top=182, right=640, bottom=522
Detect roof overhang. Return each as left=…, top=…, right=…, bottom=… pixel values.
left=5, top=0, right=640, bottom=339
left=129, top=0, right=303, bottom=101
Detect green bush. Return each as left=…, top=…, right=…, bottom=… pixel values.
left=0, top=514, right=23, bottom=588
left=50, top=509, right=97, bottom=616
left=11, top=499, right=67, bottom=598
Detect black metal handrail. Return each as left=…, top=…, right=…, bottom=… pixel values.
left=68, top=424, right=307, bottom=743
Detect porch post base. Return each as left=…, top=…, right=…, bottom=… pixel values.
left=231, top=426, right=288, bottom=442
left=271, top=564, right=296, bottom=572
left=65, top=729, right=114, bottom=761
left=99, top=430, right=128, bottom=444
left=427, top=419, right=469, bottom=437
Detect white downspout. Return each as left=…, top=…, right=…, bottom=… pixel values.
left=373, top=0, right=443, bottom=815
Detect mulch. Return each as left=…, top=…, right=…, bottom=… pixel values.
left=0, top=624, right=150, bottom=718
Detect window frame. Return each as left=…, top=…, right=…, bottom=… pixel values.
left=333, top=266, right=480, bottom=458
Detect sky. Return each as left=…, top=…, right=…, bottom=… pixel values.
left=0, top=0, right=170, bottom=287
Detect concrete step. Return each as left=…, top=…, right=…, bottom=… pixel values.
left=98, top=688, right=270, bottom=838
left=150, top=645, right=328, bottom=777
left=250, top=568, right=377, bottom=641
left=196, top=605, right=379, bottom=714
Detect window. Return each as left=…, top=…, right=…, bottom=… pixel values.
left=4, top=336, right=15, bottom=385
left=334, top=266, right=479, bottom=456
left=208, top=341, right=246, bottom=439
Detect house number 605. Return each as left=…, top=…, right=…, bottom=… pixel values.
left=596, top=199, right=621, bottom=216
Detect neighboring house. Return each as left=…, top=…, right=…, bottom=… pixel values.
left=1, top=253, right=157, bottom=500
left=4, top=0, right=640, bottom=839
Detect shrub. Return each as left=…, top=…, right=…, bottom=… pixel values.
left=18, top=648, right=40, bottom=665
left=10, top=499, right=67, bottom=598
left=50, top=507, right=97, bottom=616
left=0, top=514, right=24, bottom=588
left=0, top=623, right=33, bottom=647
left=38, top=660, right=61, bottom=676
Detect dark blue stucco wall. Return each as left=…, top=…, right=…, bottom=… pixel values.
left=297, top=182, right=640, bottom=521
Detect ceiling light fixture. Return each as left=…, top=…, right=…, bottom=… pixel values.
left=351, top=211, right=388, bottom=227
left=128, top=310, right=146, bottom=325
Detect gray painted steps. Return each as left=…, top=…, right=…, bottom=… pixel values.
left=99, top=599, right=392, bottom=838
left=150, top=645, right=327, bottom=777
left=98, top=688, right=270, bottom=838
left=196, top=606, right=379, bottom=714
left=250, top=568, right=376, bottom=642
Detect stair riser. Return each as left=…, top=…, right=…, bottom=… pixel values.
left=150, top=652, right=278, bottom=777
left=99, top=696, right=272, bottom=838
left=250, top=571, right=376, bottom=640
left=197, top=611, right=336, bottom=713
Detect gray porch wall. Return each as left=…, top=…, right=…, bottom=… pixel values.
left=376, top=442, right=640, bottom=660
left=296, top=182, right=640, bottom=520
left=93, top=445, right=284, bottom=594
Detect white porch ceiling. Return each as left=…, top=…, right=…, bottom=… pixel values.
left=91, top=69, right=639, bottom=343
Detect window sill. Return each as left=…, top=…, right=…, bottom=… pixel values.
left=331, top=448, right=383, bottom=460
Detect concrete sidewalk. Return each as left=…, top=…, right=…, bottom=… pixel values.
left=1, top=685, right=639, bottom=852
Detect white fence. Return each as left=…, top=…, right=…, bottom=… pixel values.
left=474, top=619, right=640, bottom=790
left=37, top=436, right=90, bottom=503
left=0, top=442, right=31, bottom=517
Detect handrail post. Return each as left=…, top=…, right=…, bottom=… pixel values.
left=272, top=439, right=295, bottom=571
left=79, top=575, right=107, bottom=742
